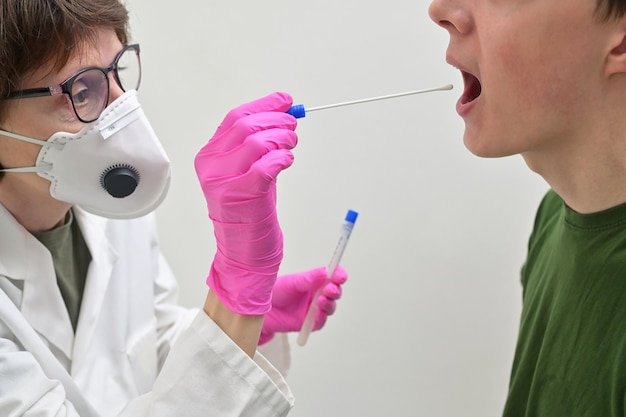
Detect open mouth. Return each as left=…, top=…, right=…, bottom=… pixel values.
left=461, top=71, right=482, bottom=104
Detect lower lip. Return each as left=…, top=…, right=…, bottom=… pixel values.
left=456, top=96, right=477, bottom=118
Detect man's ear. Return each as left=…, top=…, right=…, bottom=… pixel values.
left=606, top=30, right=626, bottom=76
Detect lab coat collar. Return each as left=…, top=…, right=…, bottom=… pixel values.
left=0, top=203, right=75, bottom=357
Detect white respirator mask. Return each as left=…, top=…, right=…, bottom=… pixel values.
left=0, top=90, right=171, bottom=219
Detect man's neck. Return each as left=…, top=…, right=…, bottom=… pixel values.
left=523, top=132, right=626, bottom=214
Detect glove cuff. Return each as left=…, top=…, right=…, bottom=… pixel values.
left=207, top=255, right=280, bottom=315
left=207, top=211, right=283, bottom=315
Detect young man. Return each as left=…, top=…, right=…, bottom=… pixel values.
left=429, top=0, right=626, bottom=414
left=0, top=1, right=346, bottom=416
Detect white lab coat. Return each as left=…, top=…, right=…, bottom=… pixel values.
left=0, top=203, right=294, bottom=417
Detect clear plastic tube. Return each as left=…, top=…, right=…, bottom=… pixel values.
left=297, top=209, right=359, bottom=346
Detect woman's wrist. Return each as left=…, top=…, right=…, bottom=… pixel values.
left=203, top=290, right=264, bottom=357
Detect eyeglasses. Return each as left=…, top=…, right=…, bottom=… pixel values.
left=4, top=44, right=141, bottom=123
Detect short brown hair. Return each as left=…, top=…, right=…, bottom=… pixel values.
left=596, top=0, right=626, bottom=20
left=0, top=0, right=130, bottom=121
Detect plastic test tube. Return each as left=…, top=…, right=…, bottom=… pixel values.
left=297, top=209, right=359, bottom=346
left=287, top=84, right=453, bottom=119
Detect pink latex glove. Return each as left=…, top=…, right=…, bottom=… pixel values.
left=194, top=92, right=297, bottom=315
left=259, top=265, right=348, bottom=345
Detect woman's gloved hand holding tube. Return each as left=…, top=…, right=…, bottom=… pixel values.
left=194, top=92, right=297, bottom=316
left=259, top=266, right=348, bottom=345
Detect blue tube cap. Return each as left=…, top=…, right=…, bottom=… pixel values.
left=345, top=209, right=359, bottom=224
left=286, top=104, right=306, bottom=118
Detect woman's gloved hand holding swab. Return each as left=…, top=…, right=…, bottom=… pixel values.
left=195, top=92, right=297, bottom=316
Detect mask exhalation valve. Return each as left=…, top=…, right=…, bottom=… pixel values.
left=101, top=164, right=140, bottom=198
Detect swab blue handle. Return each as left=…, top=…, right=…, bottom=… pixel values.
left=286, top=104, right=306, bottom=118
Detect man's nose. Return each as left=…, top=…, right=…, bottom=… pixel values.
left=428, top=0, right=472, bottom=35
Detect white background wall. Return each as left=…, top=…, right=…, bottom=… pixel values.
left=126, top=1, right=548, bottom=416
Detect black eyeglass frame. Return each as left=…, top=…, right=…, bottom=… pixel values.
left=4, top=43, right=141, bottom=123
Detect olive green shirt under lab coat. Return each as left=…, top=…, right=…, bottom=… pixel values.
left=32, top=209, right=91, bottom=332
left=502, top=190, right=626, bottom=416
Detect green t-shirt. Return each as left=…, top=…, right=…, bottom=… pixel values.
left=32, top=209, right=92, bottom=332
left=503, top=190, right=626, bottom=416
